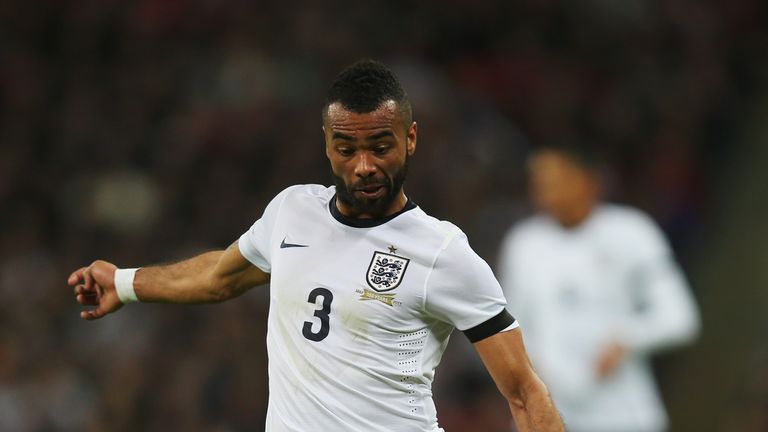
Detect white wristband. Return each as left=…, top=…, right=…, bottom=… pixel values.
left=114, top=268, right=139, bottom=304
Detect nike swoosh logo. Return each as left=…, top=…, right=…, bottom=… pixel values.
left=280, top=237, right=309, bottom=248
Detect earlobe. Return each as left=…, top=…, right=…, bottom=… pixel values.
left=407, top=121, right=418, bottom=155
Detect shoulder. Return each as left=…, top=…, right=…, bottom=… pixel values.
left=409, top=212, right=487, bottom=270
left=397, top=207, right=485, bottom=267
left=596, top=203, right=655, bottom=225
left=501, top=214, right=556, bottom=249
left=592, top=203, right=671, bottom=255
left=256, top=184, right=333, bottom=222
left=593, top=204, right=663, bottom=237
left=275, top=183, right=333, bottom=199
left=271, top=184, right=334, bottom=206
left=406, top=207, right=466, bottom=251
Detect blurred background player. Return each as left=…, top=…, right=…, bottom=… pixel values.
left=498, top=145, right=701, bottom=432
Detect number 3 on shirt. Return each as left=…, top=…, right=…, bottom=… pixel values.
left=302, top=287, right=333, bottom=342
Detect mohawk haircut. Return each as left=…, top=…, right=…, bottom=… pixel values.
left=323, top=59, right=412, bottom=127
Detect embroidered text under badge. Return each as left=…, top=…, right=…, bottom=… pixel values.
left=358, top=288, right=398, bottom=307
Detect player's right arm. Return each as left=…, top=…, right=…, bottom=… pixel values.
left=69, top=241, right=269, bottom=320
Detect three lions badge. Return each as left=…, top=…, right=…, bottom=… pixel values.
left=366, top=252, right=410, bottom=292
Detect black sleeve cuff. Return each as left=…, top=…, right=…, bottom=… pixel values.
left=463, top=309, right=517, bottom=343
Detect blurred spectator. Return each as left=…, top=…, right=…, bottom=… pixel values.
left=498, top=145, right=700, bottom=431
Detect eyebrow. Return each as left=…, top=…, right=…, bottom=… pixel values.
left=331, top=130, right=395, bottom=142
left=368, top=130, right=394, bottom=140
left=332, top=132, right=355, bottom=141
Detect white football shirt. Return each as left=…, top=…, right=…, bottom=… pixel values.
left=498, top=204, right=700, bottom=432
left=238, top=184, right=516, bottom=432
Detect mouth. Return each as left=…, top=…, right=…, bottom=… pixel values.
left=354, top=184, right=387, bottom=200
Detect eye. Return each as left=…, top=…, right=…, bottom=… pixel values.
left=373, top=145, right=390, bottom=156
left=337, top=147, right=355, bottom=157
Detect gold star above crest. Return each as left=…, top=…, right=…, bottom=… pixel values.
left=388, top=245, right=397, bottom=254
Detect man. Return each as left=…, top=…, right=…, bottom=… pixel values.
left=498, top=145, right=700, bottom=432
left=70, top=60, right=563, bottom=432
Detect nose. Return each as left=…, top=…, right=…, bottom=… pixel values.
left=354, top=152, right=377, bottom=178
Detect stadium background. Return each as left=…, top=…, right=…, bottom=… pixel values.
left=1, top=1, right=766, bottom=430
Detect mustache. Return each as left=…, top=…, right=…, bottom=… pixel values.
left=351, top=177, right=390, bottom=190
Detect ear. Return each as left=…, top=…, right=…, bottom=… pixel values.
left=406, top=121, right=417, bottom=156
left=322, top=125, right=331, bottom=159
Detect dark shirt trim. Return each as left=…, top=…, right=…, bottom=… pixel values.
left=329, top=194, right=417, bottom=228
left=463, top=309, right=517, bottom=343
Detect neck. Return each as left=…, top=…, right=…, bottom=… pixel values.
left=556, top=201, right=596, bottom=228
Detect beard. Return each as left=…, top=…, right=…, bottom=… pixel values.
left=332, top=154, right=410, bottom=219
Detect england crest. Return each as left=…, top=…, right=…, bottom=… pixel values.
left=366, top=251, right=410, bottom=292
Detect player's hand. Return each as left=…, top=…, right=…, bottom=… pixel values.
left=68, top=260, right=123, bottom=320
left=596, top=341, right=627, bottom=378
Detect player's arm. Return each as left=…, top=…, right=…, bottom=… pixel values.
left=69, top=241, right=269, bottom=320
left=424, top=230, right=562, bottom=429
left=620, top=255, right=700, bottom=352
left=474, top=328, right=564, bottom=432
left=595, top=217, right=701, bottom=377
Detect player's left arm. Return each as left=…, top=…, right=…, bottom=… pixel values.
left=621, top=255, right=700, bottom=351
left=595, top=254, right=701, bottom=377
left=474, top=328, right=564, bottom=432
left=424, top=230, right=562, bottom=429
left=597, top=216, right=701, bottom=376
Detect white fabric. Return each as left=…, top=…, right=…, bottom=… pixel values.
left=498, top=204, right=700, bottom=432
left=114, top=268, right=139, bottom=303
left=238, top=184, right=510, bottom=432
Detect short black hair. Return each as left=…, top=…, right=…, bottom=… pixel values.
left=323, top=59, right=412, bottom=127
left=531, top=142, right=604, bottom=171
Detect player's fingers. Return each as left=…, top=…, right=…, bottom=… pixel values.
left=80, top=307, right=106, bottom=320
left=83, top=267, right=94, bottom=290
left=74, top=284, right=97, bottom=296
left=68, top=267, right=88, bottom=286
left=76, top=293, right=99, bottom=306
left=76, top=288, right=99, bottom=299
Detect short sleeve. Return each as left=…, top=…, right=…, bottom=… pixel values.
left=424, top=232, right=517, bottom=342
left=238, top=187, right=295, bottom=273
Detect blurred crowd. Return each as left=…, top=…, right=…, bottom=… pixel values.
left=1, top=0, right=766, bottom=430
